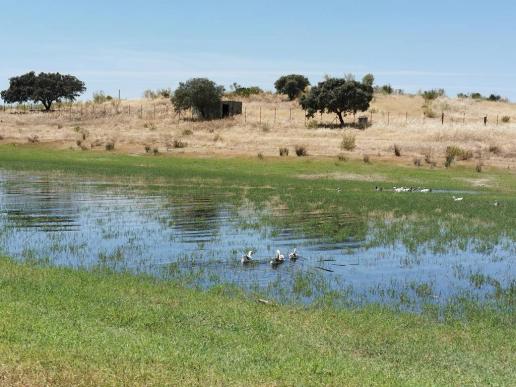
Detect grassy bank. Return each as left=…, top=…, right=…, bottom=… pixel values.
left=0, top=257, right=514, bottom=385
left=0, top=145, right=515, bottom=384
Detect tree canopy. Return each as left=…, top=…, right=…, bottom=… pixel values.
left=274, top=74, right=310, bottom=100
left=1, top=72, right=86, bottom=111
left=172, top=78, right=224, bottom=120
left=300, top=76, right=374, bottom=126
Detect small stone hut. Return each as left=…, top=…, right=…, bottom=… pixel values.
left=193, top=100, right=242, bottom=120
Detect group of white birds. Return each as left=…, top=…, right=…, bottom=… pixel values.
left=390, top=186, right=432, bottom=193
left=241, top=248, right=299, bottom=267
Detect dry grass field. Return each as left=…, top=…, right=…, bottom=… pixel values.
left=1, top=93, right=515, bottom=168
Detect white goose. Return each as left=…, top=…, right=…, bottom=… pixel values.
left=270, top=250, right=285, bottom=266
left=241, top=250, right=254, bottom=265
left=453, top=196, right=464, bottom=202
left=288, top=248, right=299, bottom=261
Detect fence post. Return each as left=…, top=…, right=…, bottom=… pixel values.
left=289, top=107, right=292, bottom=121
left=496, top=115, right=499, bottom=125
left=140, top=105, right=143, bottom=119
left=259, top=107, right=261, bottom=124
left=370, top=111, right=373, bottom=125
left=484, top=116, right=487, bottom=126
left=387, top=112, right=390, bottom=126
left=405, top=112, right=408, bottom=124
left=441, top=112, right=444, bottom=125
left=463, top=112, right=465, bottom=124
left=244, top=107, right=247, bottom=123
left=274, top=107, right=276, bottom=123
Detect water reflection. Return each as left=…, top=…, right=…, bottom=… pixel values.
left=0, top=169, right=513, bottom=310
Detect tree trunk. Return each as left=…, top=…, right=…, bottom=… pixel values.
left=336, top=111, right=345, bottom=127
left=42, top=100, right=52, bottom=111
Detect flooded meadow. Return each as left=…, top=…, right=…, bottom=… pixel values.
left=0, top=169, right=514, bottom=313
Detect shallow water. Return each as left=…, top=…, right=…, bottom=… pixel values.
left=0, top=169, right=514, bottom=310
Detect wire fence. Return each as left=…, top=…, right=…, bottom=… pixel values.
left=1, top=102, right=514, bottom=128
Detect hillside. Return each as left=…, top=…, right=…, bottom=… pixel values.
left=1, top=93, right=515, bottom=169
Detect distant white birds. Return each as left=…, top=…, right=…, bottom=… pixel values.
left=270, top=250, right=285, bottom=266
left=288, top=248, right=299, bottom=261
left=241, top=250, right=254, bottom=265
left=453, top=196, right=464, bottom=202
left=393, top=186, right=432, bottom=193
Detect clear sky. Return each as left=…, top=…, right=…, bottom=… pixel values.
left=1, top=0, right=515, bottom=100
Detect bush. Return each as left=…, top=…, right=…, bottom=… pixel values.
left=257, top=152, right=264, bottom=160
left=488, top=145, right=502, bottom=155
left=340, top=133, right=356, bottom=151
left=413, top=158, right=422, bottom=167
left=295, top=145, right=308, bottom=157
left=153, top=147, right=159, bottom=156
left=105, top=141, right=115, bottom=151
left=182, top=129, right=193, bottom=136
left=144, top=145, right=151, bottom=153
left=446, top=145, right=472, bottom=161
left=230, top=83, right=263, bottom=97
left=337, top=154, right=348, bottom=162
left=144, top=122, right=157, bottom=130
left=27, top=135, right=39, bottom=143
left=173, top=139, right=187, bottom=149
left=363, top=154, right=370, bottom=163
left=422, top=89, right=445, bottom=101
left=306, top=120, right=319, bottom=129
left=92, top=91, right=112, bottom=104
left=394, top=144, right=401, bottom=157
left=501, top=116, right=510, bottom=123
left=279, top=147, right=289, bottom=157
left=476, top=162, right=483, bottom=173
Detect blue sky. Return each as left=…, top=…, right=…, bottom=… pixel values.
left=1, top=0, right=515, bottom=99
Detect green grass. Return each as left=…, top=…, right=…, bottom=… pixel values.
left=0, top=257, right=514, bottom=386
left=0, top=145, right=515, bottom=384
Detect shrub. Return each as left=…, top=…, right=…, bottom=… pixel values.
left=257, top=152, right=264, bottom=160
left=413, top=158, right=422, bottom=167
left=279, top=147, right=289, bottom=157
left=501, top=116, right=510, bottom=123
left=295, top=145, right=308, bottom=157
left=444, top=154, right=454, bottom=168
left=173, top=139, right=187, bottom=149
left=341, top=133, right=356, bottom=151
left=488, top=145, right=502, bottom=155
left=92, top=91, right=112, bottom=104
left=306, top=120, right=319, bottom=129
left=105, top=141, right=115, bottom=151
left=422, top=89, right=445, bottom=101
left=446, top=145, right=472, bottom=161
left=230, top=83, right=263, bottom=97
left=27, top=135, right=39, bottom=143
left=182, top=129, right=193, bottom=136
left=260, top=122, right=271, bottom=132
left=476, top=162, right=483, bottom=173
left=144, top=145, right=151, bottom=153
left=363, top=154, right=370, bottom=163
left=394, top=144, right=401, bottom=157
left=337, top=154, right=348, bottom=162
left=153, top=147, right=159, bottom=156
left=172, top=78, right=224, bottom=120
left=144, top=122, right=157, bottom=130
left=213, top=134, right=222, bottom=142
